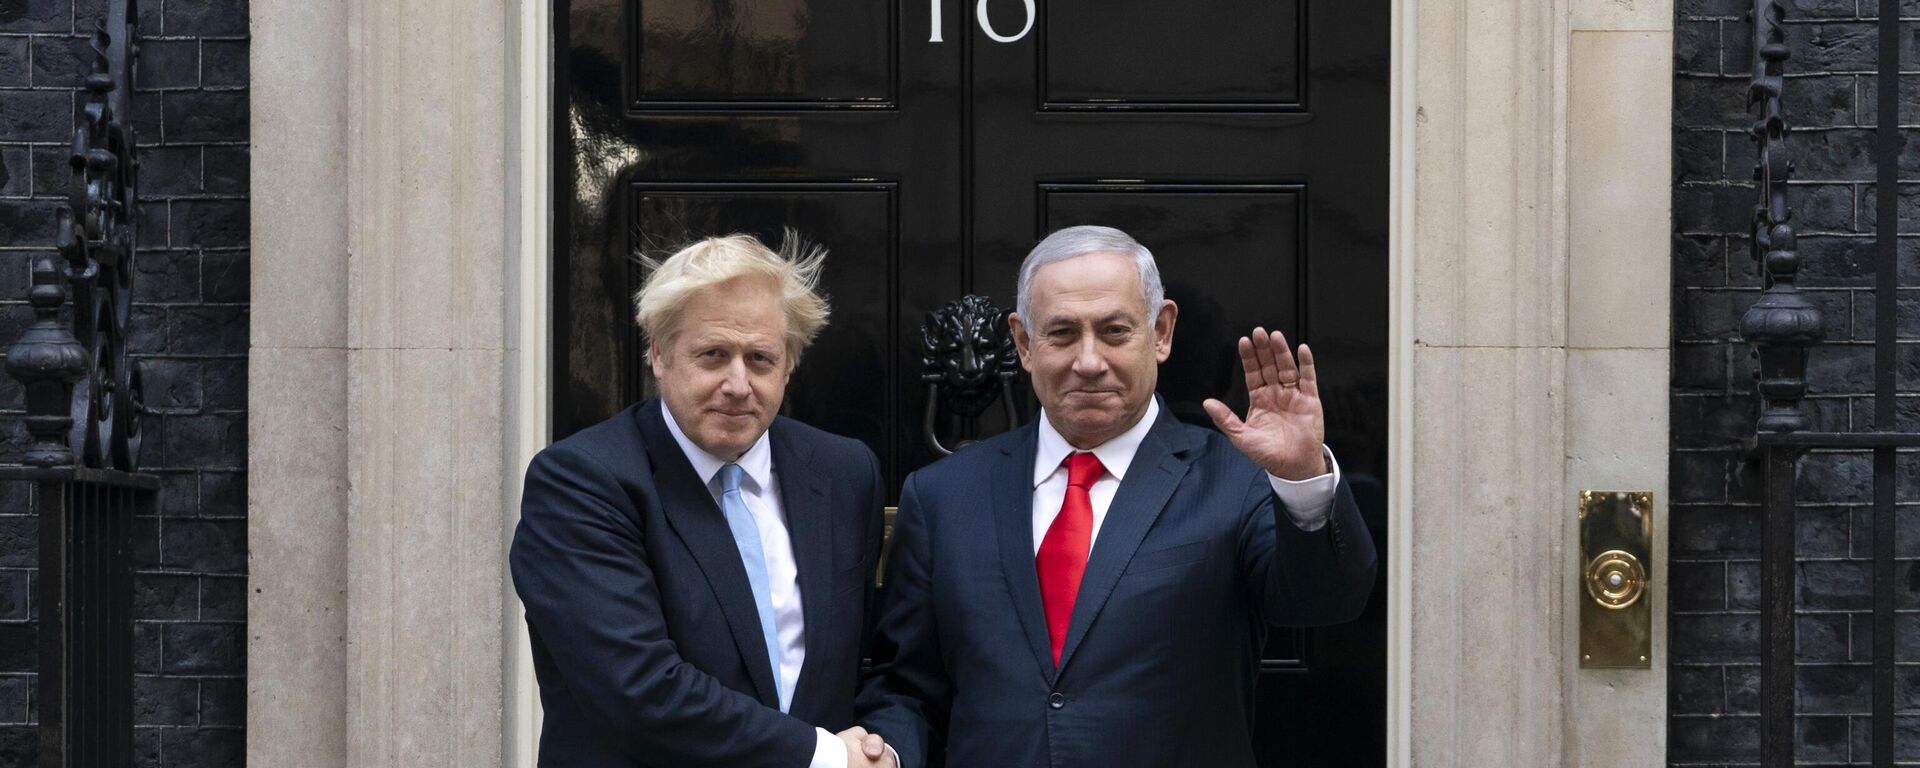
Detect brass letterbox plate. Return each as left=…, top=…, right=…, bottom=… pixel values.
left=1579, top=490, right=1652, bottom=668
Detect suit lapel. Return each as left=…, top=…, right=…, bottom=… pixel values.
left=635, top=402, right=781, bottom=707
left=1053, top=411, right=1196, bottom=679
left=770, top=421, right=834, bottom=713
left=991, top=422, right=1057, bottom=683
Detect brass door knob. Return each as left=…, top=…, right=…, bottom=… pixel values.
left=1584, top=549, right=1646, bottom=609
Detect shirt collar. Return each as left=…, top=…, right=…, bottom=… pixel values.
left=1032, top=397, right=1160, bottom=488
left=659, top=400, right=774, bottom=494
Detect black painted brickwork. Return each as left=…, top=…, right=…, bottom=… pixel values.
left=1674, top=0, right=1920, bottom=765
left=0, top=0, right=248, bottom=765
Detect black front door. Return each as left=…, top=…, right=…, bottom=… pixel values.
left=553, top=1, right=1389, bottom=764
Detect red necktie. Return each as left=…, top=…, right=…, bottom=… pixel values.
left=1036, top=452, right=1104, bottom=667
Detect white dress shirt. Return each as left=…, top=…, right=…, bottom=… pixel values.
left=1030, top=398, right=1342, bottom=556
left=659, top=404, right=848, bottom=768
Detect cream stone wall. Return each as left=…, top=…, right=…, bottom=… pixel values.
left=248, top=0, right=1674, bottom=763
left=1389, top=0, right=1670, bottom=764
left=250, top=0, right=528, bottom=761
left=340, top=0, right=515, bottom=760
left=1394, top=0, right=1572, bottom=762
left=247, top=0, right=349, bottom=760
left=1566, top=12, right=1673, bottom=767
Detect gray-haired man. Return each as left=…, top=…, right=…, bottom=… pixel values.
left=857, top=225, right=1376, bottom=767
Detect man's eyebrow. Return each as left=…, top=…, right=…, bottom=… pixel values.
left=1039, top=311, right=1140, bottom=328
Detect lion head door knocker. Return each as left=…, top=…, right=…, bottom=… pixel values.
left=919, top=295, right=1024, bottom=455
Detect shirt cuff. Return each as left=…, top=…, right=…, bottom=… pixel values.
left=1267, top=446, right=1341, bottom=532
left=812, top=728, right=849, bottom=768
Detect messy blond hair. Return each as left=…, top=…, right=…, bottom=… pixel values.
left=634, top=232, right=831, bottom=368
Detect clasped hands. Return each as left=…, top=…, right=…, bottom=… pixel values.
left=837, top=726, right=895, bottom=767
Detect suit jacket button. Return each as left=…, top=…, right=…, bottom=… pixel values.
left=1049, top=692, right=1066, bottom=709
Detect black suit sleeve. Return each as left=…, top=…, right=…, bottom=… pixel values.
left=1238, top=471, right=1378, bottom=627
left=855, top=472, right=948, bottom=768
left=510, top=444, right=819, bottom=767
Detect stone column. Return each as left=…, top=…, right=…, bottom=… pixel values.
left=341, top=0, right=514, bottom=761
left=1398, top=0, right=1571, bottom=760
left=248, top=0, right=351, bottom=761
left=250, top=0, right=526, bottom=762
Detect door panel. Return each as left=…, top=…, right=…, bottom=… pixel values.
left=1041, top=0, right=1303, bottom=109
left=629, top=0, right=896, bottom=108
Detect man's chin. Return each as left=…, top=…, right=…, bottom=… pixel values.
left=1053, top=410, right=1129, bottom=447
left=690, top=422, right=764, bottom=459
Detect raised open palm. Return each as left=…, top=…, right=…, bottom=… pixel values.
left=1201, top=328, right=1328, bottom=481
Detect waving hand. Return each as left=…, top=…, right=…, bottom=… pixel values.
left=1201, top=328, right=1329, bottom=481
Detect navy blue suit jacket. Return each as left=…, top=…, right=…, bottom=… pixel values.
left=511, top=400, right=885, bottom=767
left=857, top=405, right=1377, bottom=768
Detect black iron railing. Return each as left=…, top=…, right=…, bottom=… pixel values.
left=1741, top=1, right=1908, bottom=766
left=19, top=468, right=154, bottom=766
left=0, top=0, right=154, bottom=765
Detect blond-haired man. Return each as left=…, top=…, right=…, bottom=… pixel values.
left=513, top=234, right=894, bottom=767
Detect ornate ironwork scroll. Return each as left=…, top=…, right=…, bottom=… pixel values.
left=7, top=0, right=145, bottom=470
left=1740, top=6, right=1806, bottom=768
left=0, top=2, right=152, bottom=765
left=919, top=294, right=1023, bottom=455
left=1740, top=0, right=1818, bottom=437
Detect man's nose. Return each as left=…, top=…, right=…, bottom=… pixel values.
left=718, top=357, right=752, bottom=396
left=1070, top=337, right=1107, bottom=377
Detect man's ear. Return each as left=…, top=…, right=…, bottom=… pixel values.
left=648, top=339, right=667, bottom=380
left=1153, top=300, right=1178, bottom=363
left=1008, top=312, right=1034, bottom=372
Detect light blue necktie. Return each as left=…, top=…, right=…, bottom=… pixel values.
left=718, top=463, right=782, bottom=704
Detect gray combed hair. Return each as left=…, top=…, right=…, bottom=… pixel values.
left=1015, top=225, right=1164, bottom=339
left=633, top=230, right=830, bottom=368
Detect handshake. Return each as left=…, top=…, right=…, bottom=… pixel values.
left=836, top=726, right=896, bottom=767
